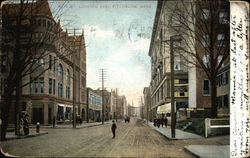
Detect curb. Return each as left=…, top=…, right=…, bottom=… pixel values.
left=147, top=124, right=177, bottom=140
left=36, top=122, right=112, bottom=129
left=184, top=147, right=201, bottom=158
left=5, top=132, right=48, bottom=141
left=76, top=122, right=112, bottom=129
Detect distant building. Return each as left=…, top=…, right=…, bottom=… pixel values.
left=87, top=88, right=102, bottom=122
left=95, top=89, right=112, bottom=121
left=110, top=89, right=117, bottom=120
left=143, top=87, right=151, bottom=121
left=117, top=95, right=126, bottom=119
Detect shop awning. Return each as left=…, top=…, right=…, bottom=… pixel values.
left=157, top=103, right=176, bottom=114
left=157, top=103, right=171, bottom=114
left=58, top=104, right=73, bottom=108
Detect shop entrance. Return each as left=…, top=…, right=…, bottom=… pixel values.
left=32, top=108, right=44, bottom=124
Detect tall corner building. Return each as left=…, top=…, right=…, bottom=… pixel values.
left=1, top=0, right=87, bottom=125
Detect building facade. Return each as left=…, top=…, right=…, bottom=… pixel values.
left=193, top=0, right=230, bottom=117
left=148, top=0, right=230, bottom=119
left=87, top=88, right=102, bottom=122
left=143, top=87, right=152, bottom=121
left=1, top=0, right=87, bottom=125
left=95, top=89, right=112, bottom=121
left=148, top=1, right=189, bottom=119
left=117, top=95, right=126, bottom=119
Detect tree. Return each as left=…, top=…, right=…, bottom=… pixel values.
left=0, top=0, right=81, bottom=140
left=163, top=0, right=229, bottom=117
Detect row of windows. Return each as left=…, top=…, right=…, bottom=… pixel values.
left=30, top=77, right=71, bottom=99
left=202, top=33, right=226, bottom=47
left=216, top=71, right=229, bottom=87
left=89, top=93, right=102, bottom=106
left=30, top=78, right=44, bottom=94
left=49, top=55, right=71, bottom=83
left=217, top=94, right=229, bottom=107
left=202, top=10, right=229, bottom=24
left=202, top=55, right=225, bottom=68
left=171, top=10, right=228, bottom=27
left=33, top=18, right=55, bottom=30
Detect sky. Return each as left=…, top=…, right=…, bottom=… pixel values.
left=50, top=1, right=157, bottom=106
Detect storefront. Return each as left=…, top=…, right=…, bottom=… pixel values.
left=57, top=103, right=73, bottom=121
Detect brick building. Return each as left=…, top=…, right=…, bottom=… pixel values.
left=148, top=0, right=230, bottom=118
left=1, top=0, right=87, bottom=125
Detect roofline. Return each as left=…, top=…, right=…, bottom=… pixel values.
left=148, top=0, right=163, bottom=57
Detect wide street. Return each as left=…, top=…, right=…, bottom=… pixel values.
left=1, top=118, right=228, bottom=157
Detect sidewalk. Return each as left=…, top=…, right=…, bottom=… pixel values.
left=146, top=121, right=229, bottom=158
left=34, top=120, right=113, bottom=129
left=147, top=121, right=203, bottom=140
left=184, top=145, right=230, bottom=158
left=6, top=129, right=48, bottom=141
left=5, top=120, right=113, bottom=141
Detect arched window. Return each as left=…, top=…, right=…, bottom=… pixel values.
left=66, top=69, right=70, bottom=84
left=39, top=58, right=45, bottom=68
left=58, top=64, right=64, bottom=81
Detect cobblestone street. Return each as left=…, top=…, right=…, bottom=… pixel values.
left=1, top=118, right=229, bottom=157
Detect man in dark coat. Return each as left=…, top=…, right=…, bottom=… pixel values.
left=157, top=119, right=161, bottom=128
left=164, top=118, right=168, bottom=128
left=111, top=120, right=117, bottom=138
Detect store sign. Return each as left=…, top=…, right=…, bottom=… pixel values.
left=230, top=2, right=250, bottom=158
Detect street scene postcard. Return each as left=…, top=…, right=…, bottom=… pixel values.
left=0, top=0, right=249, bottom=158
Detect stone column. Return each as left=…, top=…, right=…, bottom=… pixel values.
left=43, top=102, right=49, bottom=125
left=53, top=101, right=57, bottom=117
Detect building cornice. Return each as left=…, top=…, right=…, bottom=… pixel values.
left=148, top=0, right=163, bottom=57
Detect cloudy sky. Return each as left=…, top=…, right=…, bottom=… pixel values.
left=51, top=1, right=157, bottom=106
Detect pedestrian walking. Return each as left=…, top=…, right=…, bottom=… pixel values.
left=53, top=116, right=56, bottom=128
left=157, top=119, right=160, bottom=128
left=164, top=118, right=168, bottom=128
left=111, top=120, right=117, bottom=138
left=161, top=118, right=164, bottom=127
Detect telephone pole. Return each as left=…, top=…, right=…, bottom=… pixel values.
left=99, top=69, right=106, bottom=124
left=115, top=88, right=118, bottom=122
left=73, top=28, right=76, bottom=128
left=162, top=35, right=182, bottom=138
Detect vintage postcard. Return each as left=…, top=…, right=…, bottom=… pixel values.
left=0, top=0, right=249, bottom=158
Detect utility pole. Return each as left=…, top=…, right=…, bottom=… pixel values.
left=162, top=35, right=182, bottom=138
left=115, top=88, right=118, bottom=122
left=146, top=94, right=149, bottom=125
left=170, top=36, right=175, bottom=138
left=67, top=28, right=83, bottom=128
left=140, top=96, right=143, bottom=119
left=73, top=28, right=76, bottom=128
left=86, top=88, right=89, bottom=123
left=99, top=69, right=106, bottom=124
